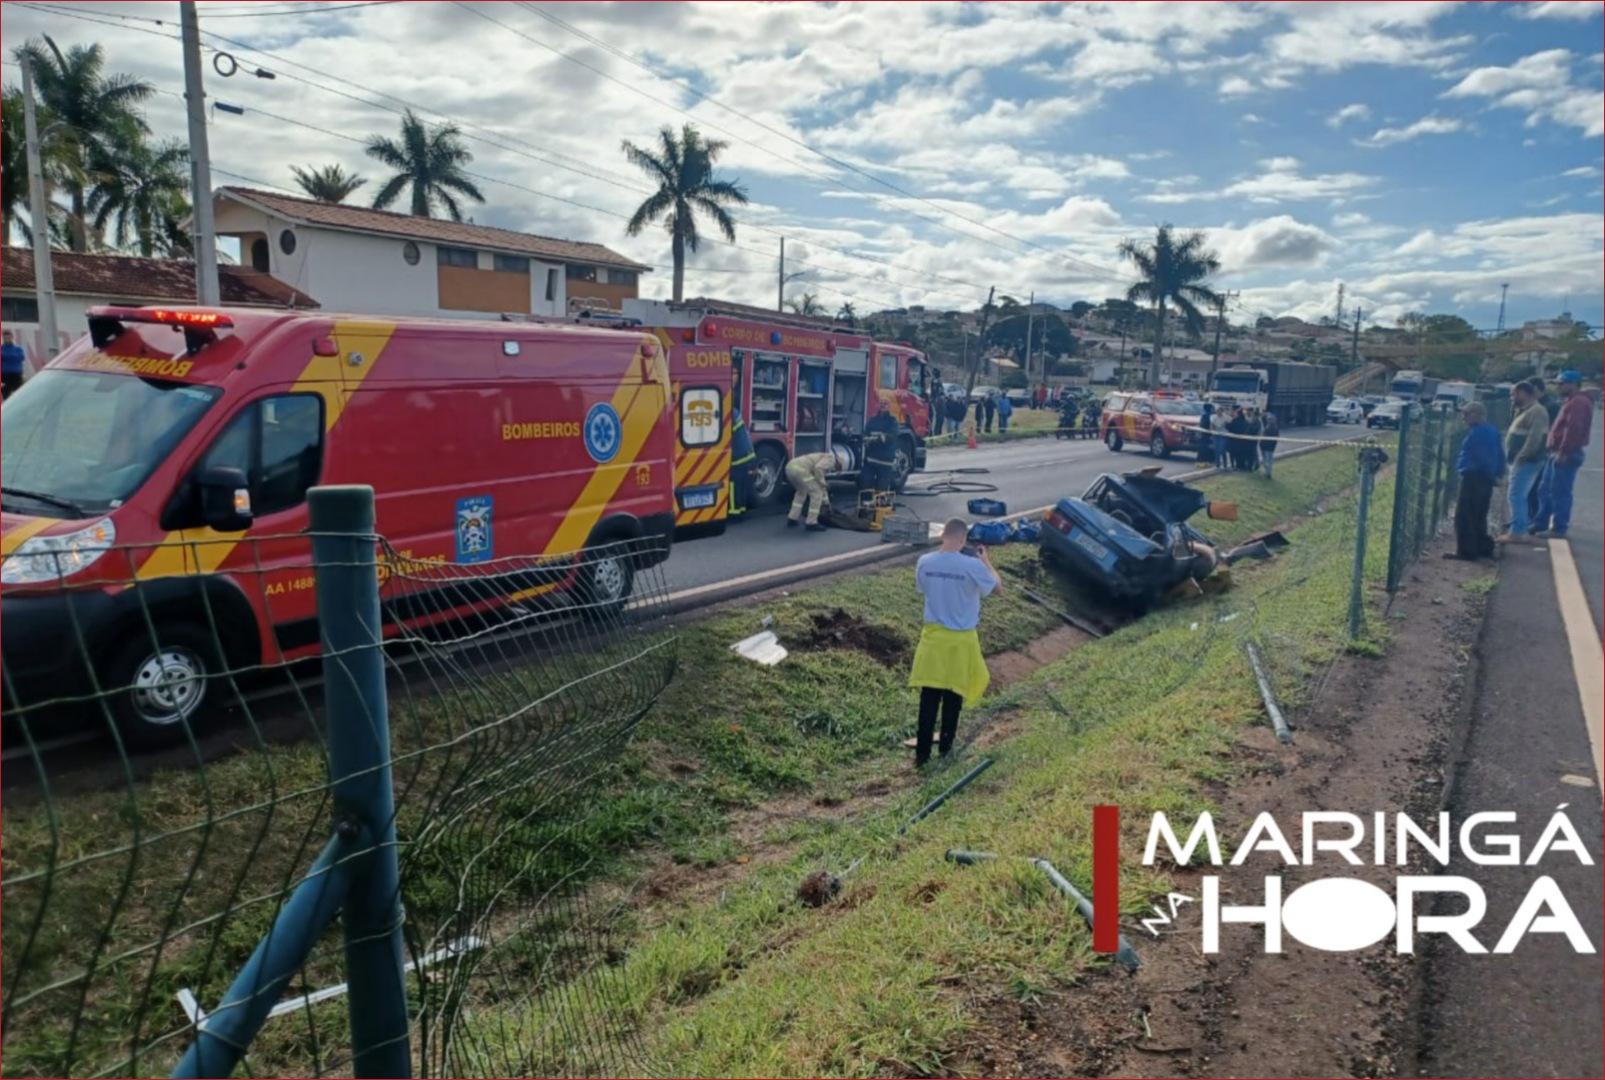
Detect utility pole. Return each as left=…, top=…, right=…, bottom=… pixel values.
left=20, top=54, right=59, bottom=360
left=1496, top=282, right=1509, bottom=333
left=777, top=237, right=785, bottom=312
left=1334, top=282, right=1345, bottom=327
left=965, top=286, right=995, bottom=396
left=1022, top=291, right=1036, bottom=387
left=1351, top=307, right=1362, bottom=377
left=181, top=1, right=220, bottom=305
left=1209, top=292, right=1236, bottom=379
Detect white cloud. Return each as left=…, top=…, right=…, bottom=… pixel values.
left=1327, top=103, right=1372, bottom=128
left=1226, top=158, right=1377, bottom=203
left=1513, top=1, right=1603, bottom=19
left=1355, top=114, right=1465, bottom=147
left=1444, top=49, right=1605, bottom=137
left=1241, top=112, right=1267, bottom=124
left=1212, top=215, right=1339, bottom=272
left=1563, top=165, right=1603, bottom=177
left=1219, top=75, right=1256, bottom=96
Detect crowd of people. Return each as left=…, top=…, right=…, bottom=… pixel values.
left=1199, top=401, right=1282, bottom=476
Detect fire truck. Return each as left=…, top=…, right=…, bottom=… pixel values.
left=588, top=298, right=934, bottom=530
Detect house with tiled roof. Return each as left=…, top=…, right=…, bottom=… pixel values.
left=0, top=247, right=316, bottom=366
left=212, top=187, right=649, bottom=321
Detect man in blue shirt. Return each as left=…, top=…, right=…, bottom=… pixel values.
left=1448, top=400, right=1504, bottom=561
left=2, top=330, right=27, bottom=398
left=908, top=518, right=1003, bottom=766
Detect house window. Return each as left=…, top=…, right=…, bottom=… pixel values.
left=565, top=263, right=599, bottom=283
left=606, top=269, right=638, bottom=288
left=250, top=237, right=270, bottom=272
left=2, top=296, right=40, bottom=322
left=438, top=246, right=477, bottom=268
left=493, top=253, right=530, bottom=273
left=879, top=358, right=898, bottom=390
left=544, top=267, right=559, bottom=302
left=402, top=241, right=421, bottom=266
left=278, top=229, right=297, bottom=255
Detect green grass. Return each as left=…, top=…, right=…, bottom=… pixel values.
left=0, top=443, right=1377, bottom=1077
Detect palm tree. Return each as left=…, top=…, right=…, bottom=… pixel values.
left=365, top=110, right=485, bottom=220
left=14, top=36, right=153, bottom=252
left=291, top=163, right=366, bottom=204
left=2, top=91, right=29, bottom=244
left=88, top=137, right=190, bottom=256
left=787, top=292, right=824, bottom=318
left=621, top=124, right=750, bottom=303
left=1118, top=224, right=1223, bottom=388
left=836, top=301, right=857, bottom=327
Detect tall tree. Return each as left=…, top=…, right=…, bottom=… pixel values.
left=14, top=36, right=153, bottom=252
left=1117, top=224, right=1223, bottom=388
left=2, top=91, right=30, bottom=244
left=366, top=110, right=485, bottom=220
left=787, top=292, right=823, bottom=317
left=291, top=163, right=366, bottom=204
left=621, top=124, right=750, bottom=303
left=836, top=301, right=857, bottom=327
left=87, top=137, right=189, bottom=256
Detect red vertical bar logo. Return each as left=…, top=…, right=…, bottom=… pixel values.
left=1092, top=804, right=1119, bottom=953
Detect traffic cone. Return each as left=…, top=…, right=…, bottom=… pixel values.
left=966, top=420, right=978, bottom=450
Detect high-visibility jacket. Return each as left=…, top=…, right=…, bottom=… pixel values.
left=731, top=408, right=756, bottom=467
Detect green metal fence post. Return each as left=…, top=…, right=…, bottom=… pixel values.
left=309, top=485, right=412, bottom=1079
left=1411, top=412, right=1435, bottom=557
left=1348, top=446, right=1385, bottom=639
left=1429, top=414, right=1448, bottom=531
left=1385, top=404, right=1413, bottom=592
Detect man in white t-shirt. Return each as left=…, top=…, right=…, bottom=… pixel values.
left=908, top=518, right=1003, bottom=766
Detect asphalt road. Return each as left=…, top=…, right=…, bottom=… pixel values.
left=659, top=422, right=1347, bottom=598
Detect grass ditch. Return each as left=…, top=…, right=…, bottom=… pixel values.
left=0, top=444, right=1370, bottom=1077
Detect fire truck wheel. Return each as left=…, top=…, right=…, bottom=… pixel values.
left=102, top=622, right=219, bottom=750
left=1150, top=431, right=1171, bottom=458
left=581, top=547, right=635, bottom=615
left=751, top=445, right=787, bottom=506
left=1105, top=429, right=1124, bottom=452
left=891, top=437, right=915, bottom=492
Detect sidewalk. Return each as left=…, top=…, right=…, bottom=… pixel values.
left=1418, top=537, right=1604, bottom=1078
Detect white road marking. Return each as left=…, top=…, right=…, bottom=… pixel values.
left=1549, top=538, right=1604, bottom=795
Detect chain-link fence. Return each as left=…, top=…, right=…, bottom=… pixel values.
left=2, top=487, right=676, bottom=1078
left=1384, top=397, right=1511, bottom=591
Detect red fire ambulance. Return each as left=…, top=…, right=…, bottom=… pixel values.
left=594, top=298, right=933, bottom=529
left=1, top=306, right=675, bottom=745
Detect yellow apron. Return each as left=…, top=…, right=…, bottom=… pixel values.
left=908, top=623, right=990, bottom=704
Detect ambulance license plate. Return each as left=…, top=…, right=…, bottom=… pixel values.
left=681, top=489, right=717, bottom=509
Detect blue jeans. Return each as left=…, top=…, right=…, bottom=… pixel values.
left=999, top=413, right=1010, bottom=432
left=1535, top=450, right=1586, bottom=536
left=1505, top=459, right=1543, bottom=537
left=1213, top=434, right=1227, bottom=463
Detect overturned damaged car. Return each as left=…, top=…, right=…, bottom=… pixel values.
left=1039, top=470, right=1272, bottom=607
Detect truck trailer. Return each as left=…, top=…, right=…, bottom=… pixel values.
left=1207, top=361, right=1336, bottom=426
left=1389, top=369, right=1439, bottom=403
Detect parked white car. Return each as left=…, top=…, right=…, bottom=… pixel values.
left=970, top=384, right=1002, bottom=402
left=1326, top=397, right=1365, bottom=424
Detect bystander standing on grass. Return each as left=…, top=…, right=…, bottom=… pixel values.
left=908, top=519, right=1002, bottom=767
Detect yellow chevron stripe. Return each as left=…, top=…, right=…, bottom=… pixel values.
left=1, top=517, right=54, bottom=556
left=542, top=336, right=670, bottom=555
left=676, top=447, right=705, bottom=485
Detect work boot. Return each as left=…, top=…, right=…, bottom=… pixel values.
left=786, top=518, right=799, bottom=528
left=806, top=523, right=827, bottom=532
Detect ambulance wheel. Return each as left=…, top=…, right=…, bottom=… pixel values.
left=1150, top=431, right=1171, bottom=458
left=751, top=445, right=787, bottom=506
left=580, top=547, right=635, bottom=615
left=1105, top=430, right=1124, bottom=452
left=891, top=437, right=915, bottom=492
left=102, top=623, right=219, bottom=750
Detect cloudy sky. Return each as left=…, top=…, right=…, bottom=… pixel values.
left=4, top=0, right=1602, bottom=328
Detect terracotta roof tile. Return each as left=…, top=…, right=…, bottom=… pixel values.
left=218, top=187, right=650, bottom=273
left=2, top=247, right=318, bottom=308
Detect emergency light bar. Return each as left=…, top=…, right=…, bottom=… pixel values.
left=87, top=306, right=235, bottom=353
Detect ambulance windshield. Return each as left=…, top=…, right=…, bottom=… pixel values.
left=1, top=370, right=220, bottom=517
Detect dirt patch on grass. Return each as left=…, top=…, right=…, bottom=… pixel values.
left=987, top=624, right=1093, bottom=690
left=797, top=608, right=910, bottom=665
left=1064, top=536, right=1493, bottom=1079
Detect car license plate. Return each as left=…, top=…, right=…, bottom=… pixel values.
left=1069, top=526, right=1115, bottom=568
left=680, top=488, right=717, bottom=509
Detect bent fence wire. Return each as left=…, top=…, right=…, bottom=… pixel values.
left=2, top=508, right=677, bottom=1078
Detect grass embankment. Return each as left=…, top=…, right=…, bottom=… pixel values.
left=463, top=445, right=1385, bottom=1076
left=0, top=445, right=1371, bottom=1077
left=927, top=402, right=1066, bottom=446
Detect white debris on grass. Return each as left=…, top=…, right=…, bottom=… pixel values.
left=732, top=630, right=788, bottom=665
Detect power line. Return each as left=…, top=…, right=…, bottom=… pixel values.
left=198, top=1, right=402, bottom=17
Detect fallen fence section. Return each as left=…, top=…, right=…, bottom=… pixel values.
left=945, top=850, right=1141, bottom=971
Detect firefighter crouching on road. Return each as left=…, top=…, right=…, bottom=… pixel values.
left=786, top=450, right=838, bottom=531
left=861, top=400, right=900, bottom=495
left=728, top=405, right=757, bottom=517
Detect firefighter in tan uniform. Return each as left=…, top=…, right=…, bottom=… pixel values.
left=785, top=451, right=838, bottom=532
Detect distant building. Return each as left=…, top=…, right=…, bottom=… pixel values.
left=211, top=187, right=648, bottom=321
left=1519, top=312, right=1576, bottom=341
left=0, top=247, right=315, bottom=367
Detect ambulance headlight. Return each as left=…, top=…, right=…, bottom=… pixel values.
left=2, top=518, right=117, bottom=584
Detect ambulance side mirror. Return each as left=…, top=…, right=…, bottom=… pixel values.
left=198, top=466, right=253, bottom=532
left=1207, top=501, right=1238, bottom=521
